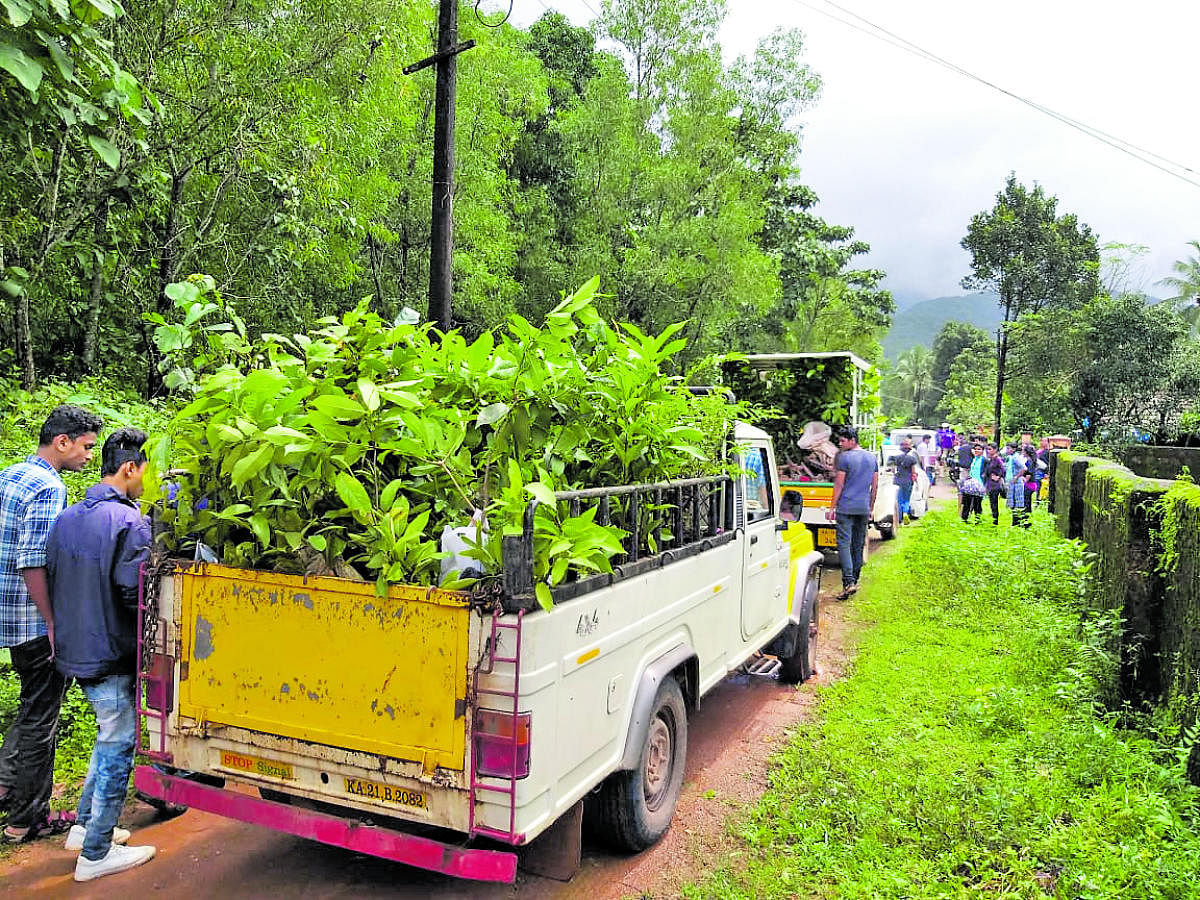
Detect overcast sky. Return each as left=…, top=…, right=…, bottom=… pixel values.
left=506, top=0, right=1200, bottom=302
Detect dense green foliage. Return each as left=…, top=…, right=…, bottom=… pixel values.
left=881, top=344, right=934, bottom=425
left=689, top=511, right=1200, bottom=898
left=0, top=372, right=167, bottom=499
left=149, top=275, right=739, bottom=602
left=2, top=0, right=893, bottom=394
left=1008, top=294, right=1200, bottom=443
left=722, top=355, right=879, bottom=463
left=960, top=175, right=1101, bottom=441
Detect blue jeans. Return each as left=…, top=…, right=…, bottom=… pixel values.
left=835, top=513, right=869, bottom=588
left=76, top=674, right=136, bottom=860
left=896, top=481, right=914, bottom=519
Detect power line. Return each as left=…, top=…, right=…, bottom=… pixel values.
left=784, top=0, right=1200, bottom=191
left=475, top=0, right=514, bottom=28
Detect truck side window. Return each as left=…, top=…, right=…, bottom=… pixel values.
left=743, top=448, right=774, bottom=522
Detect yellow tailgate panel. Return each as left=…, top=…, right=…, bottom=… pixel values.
left=781, top=482, right=834, bottom=506
left=178, top=565, right=471, bottom=771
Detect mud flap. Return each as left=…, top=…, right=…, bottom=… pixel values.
left=518, top=800, right=583, bottom=882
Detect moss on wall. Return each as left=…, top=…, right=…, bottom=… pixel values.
left=1156, top=481, right=1200, bottom=724
left=1080, top=464, right=1171, bottom=701
left=1046, top=451, right=1200, bottom=779
left=1051, top=450, right=1093, bottom=540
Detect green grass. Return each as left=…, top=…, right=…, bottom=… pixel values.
left=686, top=510, right=1200, bottom=899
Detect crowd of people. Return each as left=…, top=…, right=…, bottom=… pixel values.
left=948, top=427, right=1051, bottom=526
left=0, top=406, right=157, bottom=881
left=825, top=423, right=1054, bottom=599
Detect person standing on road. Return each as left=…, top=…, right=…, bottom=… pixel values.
left=960, top=443, right=986, bottom=523
left=983, top=443, right=1008, bottom=525
left=916, top=435, right=937, bottom=481
left=893, top=438, right=920, bottom=526
left=826, top=426, right=878, bottom=601
left=45, top=427, right=158, bottom=881
left=937, top=423, right=956, bottom=465
left=0, top=405, right=103, bottom=844
left=956, top=435, right=976, bottom=472
left=1007, top=458, right=1031, bottom=528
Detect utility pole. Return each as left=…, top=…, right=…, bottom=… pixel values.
left=404, top=1, right=475, bottom=333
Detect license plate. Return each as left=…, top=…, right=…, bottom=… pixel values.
left=219, top=750, right=295, bottom=780
left=816, top=527, right=837, bottom=548
left=344, top=777, right=428, bottom=810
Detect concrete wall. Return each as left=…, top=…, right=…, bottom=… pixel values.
left=1115, top=445, right=1200, bottom=480
left=1048, top=450, right=1200, bottom=781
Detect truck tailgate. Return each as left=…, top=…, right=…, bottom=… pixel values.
left=175, top=565, right=471, bottom=771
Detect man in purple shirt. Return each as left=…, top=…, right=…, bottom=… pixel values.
left=46, top=427, right=157, bottom=880
left=0, top=405, right=102, bottom=843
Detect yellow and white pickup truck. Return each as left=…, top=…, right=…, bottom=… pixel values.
left=134, top=423, right=823, bottom=883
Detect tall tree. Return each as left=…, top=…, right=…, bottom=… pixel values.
left=893, top=345, right=935, bottom=423
left=1, top=0, right=151, bottom=389
left=940, top=344, right=996, bottom=430
left=961, top=174, right=1100, bottom=442
left=930, top=321, right=990, bottom=399
left=1159, top=239, right=1200, bottom=335
left=1008, top=294, right=1198, bottom=441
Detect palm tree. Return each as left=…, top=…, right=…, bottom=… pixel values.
left=1159, top=240, right=1200, bottom=335
left=894, top=345, right=935, bottom=422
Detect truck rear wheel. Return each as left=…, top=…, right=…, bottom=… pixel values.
left=779, top=568, right=820, bottom=684
left=594, top=677, right=688, bottom=852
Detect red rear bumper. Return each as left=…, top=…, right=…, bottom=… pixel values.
left=133, top=766, right=518, bottom=883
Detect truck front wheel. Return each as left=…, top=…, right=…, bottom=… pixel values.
left=594, top=677, right=688, bottom=852
left=779, top=568, right=820, bottom=684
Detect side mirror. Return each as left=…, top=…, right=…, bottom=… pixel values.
left=778, top=490, right=804, bottom=528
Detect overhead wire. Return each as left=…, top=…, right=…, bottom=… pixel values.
left=575, top=0, right=601, bottom=19
left=475, top=0, right=515, bottom=27
left=783, top=0, right=1200, bottom=191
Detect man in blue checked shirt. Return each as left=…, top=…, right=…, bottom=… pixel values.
left=0, top=405, right=103, bottom=843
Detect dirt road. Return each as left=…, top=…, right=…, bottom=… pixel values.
left=1, top=562, right=863, bottom=900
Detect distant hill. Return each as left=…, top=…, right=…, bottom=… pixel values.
left=883, top=292, right=1002, bottom=361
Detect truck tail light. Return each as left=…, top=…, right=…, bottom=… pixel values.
left=473, top=710, right=531, bottom=780
left=145, top=652, right=175, bottom=713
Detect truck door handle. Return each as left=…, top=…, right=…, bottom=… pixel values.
left=749, top=535, right=758, bottom=545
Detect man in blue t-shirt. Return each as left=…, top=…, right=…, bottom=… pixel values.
left=826, top=426, right=879, bottom=600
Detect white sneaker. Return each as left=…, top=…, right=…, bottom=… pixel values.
left=65, top=823, right=131, bottom=851
left=73, top=843, right=156, bottom=882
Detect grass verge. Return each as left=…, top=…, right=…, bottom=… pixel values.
left=686, top=509, right=1200, bottom=899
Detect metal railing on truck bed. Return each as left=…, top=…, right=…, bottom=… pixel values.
left=500, top=473, right=736, bottom=611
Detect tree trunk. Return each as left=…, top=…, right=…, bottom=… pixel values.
left=81, top=204, right=109, bottom=374
left=992, top=327, right=1008, bottom=445
left=147, top=168, right=190, bottom=397
left=4, top=244, right=36, bottom=390
left=428, top=0, right=459, bottom=332
left=15, top=131, right=69, bottom=391
left=15, top=292, right=35, bottom=390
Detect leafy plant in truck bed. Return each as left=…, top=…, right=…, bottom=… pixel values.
left=144, top=275, right=745, bottom=603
